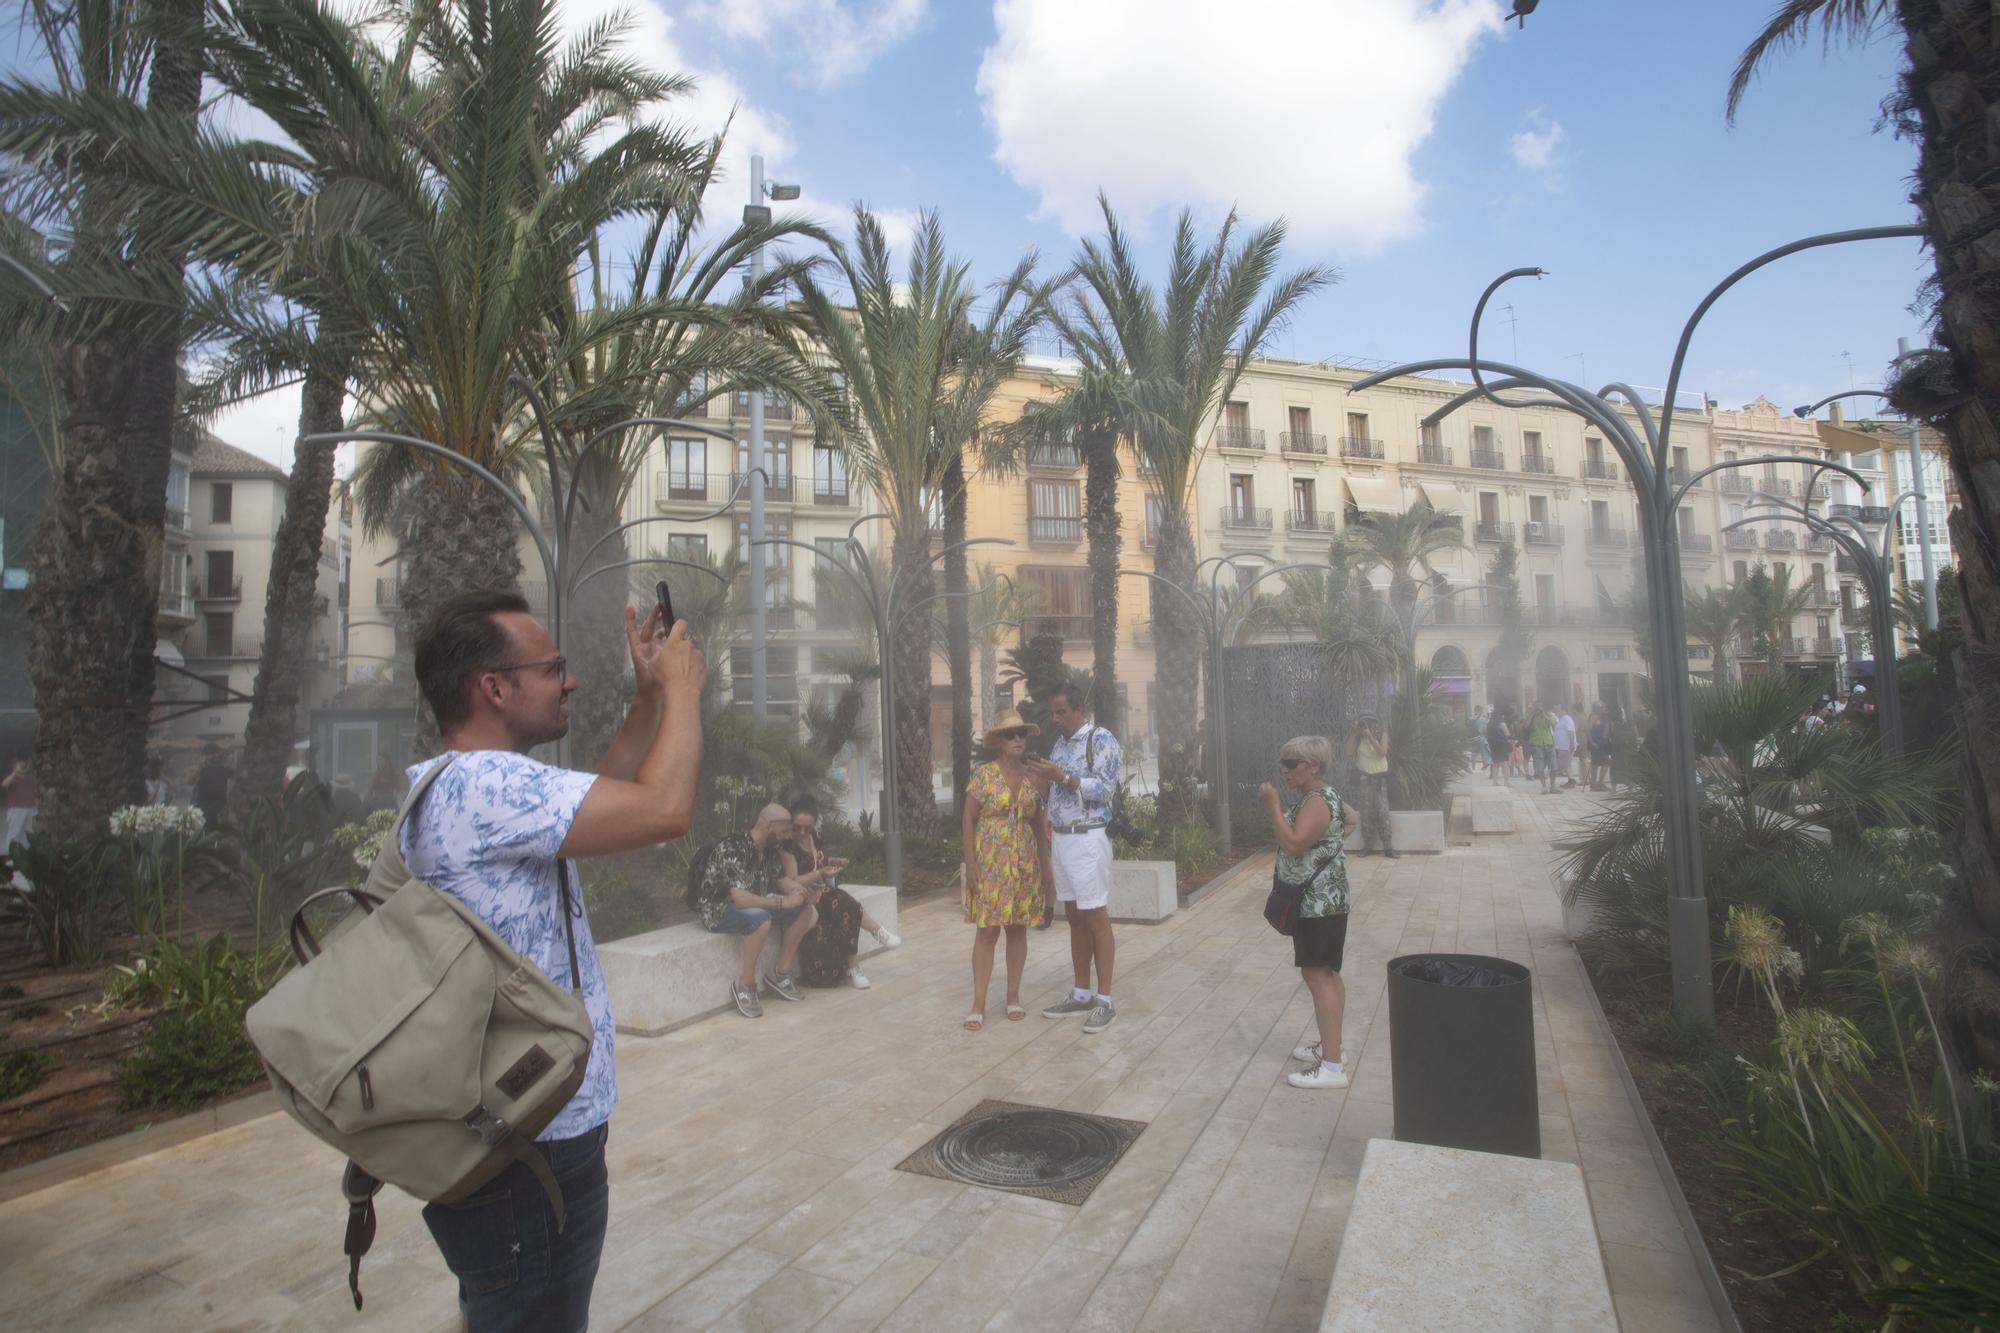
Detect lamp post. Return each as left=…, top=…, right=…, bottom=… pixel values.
left=743, top=155, right=803, bottom=720
left=1894, top=339, right=1943, bottom=631
left=1347, top=223, right=1923, bottom=1020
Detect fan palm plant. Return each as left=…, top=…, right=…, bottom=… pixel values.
left=0, top=0, right=202, bottom=840
left=1340, top=502, right=1465, bottom=640
left=1728, top=0, right=2000, bottom=1073
left=795, top=208, right=1043, bottom=837
left=1683, top=584, right=1742, bottom=683
left=1248, top=546, right=1404, bottom=689
left=1736, top=562, right=1814, bottom=662
left=1071, top=197, right=1332, bottom=820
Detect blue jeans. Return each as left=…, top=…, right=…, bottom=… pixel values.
left=711, top=903, right=807, bottom=935
left=421, top=1124, right=610, bottom=1333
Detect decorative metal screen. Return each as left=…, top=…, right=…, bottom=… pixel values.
left=1220, top=641, right=1390, bottom=804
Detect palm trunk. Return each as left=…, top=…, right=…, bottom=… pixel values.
left=401, top=474, right=523, bottom=756
left=890, top=527, right=937, bottom=837
left=1894, top=0, right=2000, bottom=1075
left=27, top=0, right=201, bottom=843
left=1084, top=427, right=1122, bottom=736
left=236, top=360, right=345, bottom=821
left=942, top=453, right=973, bottom=812
left=1154, top=510, right=1202, bottom=824
left=565, top=456, right=634, bottom=769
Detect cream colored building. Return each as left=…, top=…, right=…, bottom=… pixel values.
left=1817, top=408, right=1959, bottom=664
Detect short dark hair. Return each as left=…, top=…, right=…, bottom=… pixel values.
left=416, top=590, right=532, bottom=730
left=787, top=793, right=820, bottom=820
left=1046, top=681, right=1086, bottom=712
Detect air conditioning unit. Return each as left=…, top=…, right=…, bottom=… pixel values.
left=1525, top=521, right=1547, bottom=541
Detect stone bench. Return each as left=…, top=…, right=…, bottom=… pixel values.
left=599, top=884, right=899, bottom=1037
left=1349, top=811, right=1446, bottom=855
left=1111, top=860, right=1177, bottom=922
left=1323, top=1138, right=1616, bottom=1331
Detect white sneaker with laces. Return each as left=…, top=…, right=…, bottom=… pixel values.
left=1291, top=1040, right=1350, bottom=1065
left=873, top=927, right=901, bottom=949
left=1287, top=1062, right=1350, bottom=1090
left=848, top=969, right=871, bottom=989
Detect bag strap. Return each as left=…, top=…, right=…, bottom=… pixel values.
left=555, top=858, right=583, bottom=997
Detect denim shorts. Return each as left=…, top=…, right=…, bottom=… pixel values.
left=421, top=1123, right=609, bottom=1333
left=711, top=903, right=808, bottom=935
left=1533, top=744, right=1556, bottom=773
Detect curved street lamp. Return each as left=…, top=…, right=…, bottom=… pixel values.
left=1346, top=223, right=1924, bottom=1019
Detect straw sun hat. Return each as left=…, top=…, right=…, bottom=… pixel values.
left=982, top=709, right=1041, bottom=747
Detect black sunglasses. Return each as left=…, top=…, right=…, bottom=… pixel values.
left=995, top=728, right=1032, bottom=741
left=1279, top=757, right=1313, bottom=770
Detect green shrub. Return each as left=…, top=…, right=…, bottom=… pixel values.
left=102, top=934, right=266, bottom=1015
left=5, top=832, right=114, bottom=967
left=1162, top=822, right=1218, bottom=879
left=1638, top=1009, right=1721, bottom=1064
left=0, top=1050, right=52, bottom=1101
left=1389, top=668, right=1471, bottom=812
left=578, top=857, right=672, bottom=943
left=115, top=1005, right=265, bottom=1112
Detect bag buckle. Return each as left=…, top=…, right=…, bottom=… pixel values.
left=464, top=1105, right=513, bottom=1147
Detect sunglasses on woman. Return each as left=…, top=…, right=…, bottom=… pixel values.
left=1279, top=757, right=1311, bottom=770
left=996, top=729, right=1031, bottom=741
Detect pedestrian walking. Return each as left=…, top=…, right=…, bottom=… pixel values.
left=1027, top=682, right=1121, bottom=1035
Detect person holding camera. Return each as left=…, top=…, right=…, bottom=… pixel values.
left=1345, top=714, right=1395, bottom=858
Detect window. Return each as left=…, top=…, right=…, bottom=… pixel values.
left=1534, top=574, right=1555, bottom=616
left=1472, top=425, right=1495, bottom=449
left=1223, top=402, right=1250, bottom=433
left=1522, top=430, right=1543, bottom=458
left=204, top=550, right=234, bottom=597
left=1345, top=411, right=1368, bottom=439
left=729, top=646, right=800, bottom=712
left=737, top=434, right=791, bottom=485
left=1528, top=495, right=1550, bottom=525
left=667, top=438, right=707, bottom=491
left=666, top=533, right=707, bottom=559
left=1228, top=474, right=1255, bottom=516
left=1028, top=478, right=1081, bottom=543
left=1676, top=507, right=1695, bottom=539
left=1022, top=565, right=1092, bottom=640
left=1733, top=560, right=1748, bottom=584
left=1235, top=565, right=1257, bottom=595
left=1292, top=478, right=1316, bottom=518
left=1289, top=406, right=1312, bottom=436
left=1671, top=445, right=1691, bottom=476
left=1142, top=492, right=1167, bottom=546
left=210, top=482, right=233, bottom=524
left=1585, top=437, right=1604, bottom=464
left=812, top=538, right=851, bottom=629
left=735, top=515, right=791, bottom=609
left=1477, top=492, right=1500, bottom=525
left=1419, top=422, right=1440, bottom=451
left=812, top=445, right=846, bottom=501
left=203, top=612, right=233, bottom=657
left=1590, top=500, right=1611, bottom=532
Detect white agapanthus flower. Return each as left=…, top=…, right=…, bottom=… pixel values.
left=108, top=804, right=205, bottom=839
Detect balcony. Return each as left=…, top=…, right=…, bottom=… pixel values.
left=193, top=576, right=244, bottom=602
left=1804, top=532, right=1833, bottom=551
left=1719, top=474, right=1753, bottom=496
left=1787, top=637, right=1810, bottom=656
left=1861, top=505, right=1891, bottom=524
left=1808, top=480, right=1833, bottom=501
left=1519, top=452, right=1555, bottom=475
left=164, top=506, right=190, bottom=534
left=1836, top=555, right=1860, bottom=575
left=1338, top=436, right=1385, bottom=461
left=190, top=637, right=262, bottom=661
left=1586, top=526, right=1630, bottom=552
left=1026, top=614, right=1093, bottom=644
left=1220, top=505, right=1273, bottom=531
left=1214, top=426, right=1266, bottom=452
left=1469, top=447, right=1506, bottom=471
left=1678, top=532, right=1714, bottom=554
left=728, top=470, right=796, bottom=502
left=157, top=591, right=195, bottom=623
left=1474, top=519, right=1516, bottom=544
left=657, top=470, right=720, bottom=504
left=1763, top=477, right=1796, bottom=498
left=1827, top=503, right=1862, bottom=521
left=1523, top=521, right=1563, bottom=546
left=1581, top=459, right=1619, bottom=482
left=1765, top=529, right=1798, bottom=550
left=730, top=394, right=793, bottom=421
left=1724, top=528, right=1760, bottom=550
left=1667, top=466, right=1695, bottom=490
left=1028, top=514, right=1082, bottom=546
left=1027, top=444, right=1081, bottom=470
left=1279, top=432, right=1328, bottom=456
left=374, top=577, right=401, bottom=606
left=811, top=479, right=852, bottom=507
left=1415, top=443, right=1453, bottom=466
left=1801, top=587, right=1837, bottom=609
left=1286, top=510, right=1338, bottom=534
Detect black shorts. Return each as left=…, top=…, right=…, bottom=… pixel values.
left=1293, top=913, right=1349, bottom=970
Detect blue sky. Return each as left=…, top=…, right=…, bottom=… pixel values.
left=205, top=0, right=1928, bottom=461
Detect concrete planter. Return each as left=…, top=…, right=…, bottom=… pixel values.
left=1110, top=860, right=1177, bottom=922
left=1388, top=810, right=1446, bottom=854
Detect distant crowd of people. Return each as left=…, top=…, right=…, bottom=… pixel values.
left=1472, top=701, right=1617, bottom=793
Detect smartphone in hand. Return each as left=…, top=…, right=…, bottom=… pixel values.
left=655, top=579, right=676, bottom=630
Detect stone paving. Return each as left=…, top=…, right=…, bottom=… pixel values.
left=0, top=784, right=1722, bottom=1331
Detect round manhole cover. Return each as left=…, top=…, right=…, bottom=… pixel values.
left=933, top=1108, right=1129, bottom=1189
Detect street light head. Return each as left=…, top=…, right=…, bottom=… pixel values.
left=1792, top=405, right=1812, bottom=418
left=765, top=183, right=801, bottom=201
left=743, top=203, right=773, bottom=227
left=1507, top=0, right=1539, bottom=27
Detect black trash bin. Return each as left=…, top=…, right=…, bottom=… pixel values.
left=1386, top=953, right=1538, bottom=1158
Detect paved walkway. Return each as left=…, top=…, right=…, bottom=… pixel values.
left=0, top=785, right=1720, bottom=1331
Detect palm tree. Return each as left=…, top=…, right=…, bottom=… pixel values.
left=1735, top=563, right=1812, bottom=663
left=1728, top=0, right=2000, bottom=1074
left=796, top=209, right=1042, bottom=837
left=1341, top=502, right=1465, bottom=639
left=1683, top=584, right=1741, bottom=683
left=1250, top=546, right=1404, bottom=689
left=1075, top=197, right=1332, bottom=820
left=0, top=0, right=202, bottom=841
left=1486, top=535, right=1533, bottom=708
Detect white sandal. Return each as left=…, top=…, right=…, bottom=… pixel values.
left=963, top=1013, right=984, bottom=1031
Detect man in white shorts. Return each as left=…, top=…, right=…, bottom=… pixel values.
left=1028, top=683, right=1122, bottom=1034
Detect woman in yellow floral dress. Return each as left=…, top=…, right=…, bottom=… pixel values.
left=961, top=710, right=1054, bottom=1030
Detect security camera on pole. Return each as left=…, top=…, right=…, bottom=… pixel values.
left=743, top=155, right=801, bottom=720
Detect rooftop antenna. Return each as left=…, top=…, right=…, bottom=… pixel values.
left=1565, top=351, right=1586, bottom=387
left=1498, top=303, right=1520, bottom=364
left=1838, top=350, right=1857, bottom=390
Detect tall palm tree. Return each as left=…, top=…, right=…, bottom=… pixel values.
left=1728, top=0, right=2000, bottom=1073
left=0, top=0, right=201, bottom=841
left=1683, top=584, right=1741, bottom=683
left=1341, top=502, right=1465, bottom=640
left=796, top=209, right=1042, bottom=837
left=1074, top=198, right=1332, bottom=820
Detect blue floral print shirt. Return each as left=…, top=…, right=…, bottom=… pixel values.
left=1045, top=722, right=1121, bottom=828
left=402, top=751, right=612, bottom=1140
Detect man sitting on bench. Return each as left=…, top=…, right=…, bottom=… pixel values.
left=695, top=803, right=820, bottom=1018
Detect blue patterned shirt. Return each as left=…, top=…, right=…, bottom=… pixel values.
left=1045, top=722, right=1121, bottom=828
left=402, top=751, right=612, bottom=1141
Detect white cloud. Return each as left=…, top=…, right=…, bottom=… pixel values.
left=977, top=0, right=1503, bottom=252
left=689, top=0, right=929, bottom=87
left=1508, top=111, right=1564, bottom=171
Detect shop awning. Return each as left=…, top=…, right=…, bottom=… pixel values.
left=1345, top=475, right=1398, bottom=515
left=1417, top=482, right=1464, bottom=515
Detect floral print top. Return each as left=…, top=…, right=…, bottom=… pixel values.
left=1275, top=784, right=1350, bottom=919
left=695, top=833, right=787, bottom=930
left=965, top=762, right=1048, bottom=927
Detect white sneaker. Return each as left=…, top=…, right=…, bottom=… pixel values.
left=1287, top=1062, right=1350, bottom=1090
left=874, top=928, right=901, bottom=949
left=848, top=969, right=871, bottom=989
left=1291, top=1040, right=1350, bottom=1065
